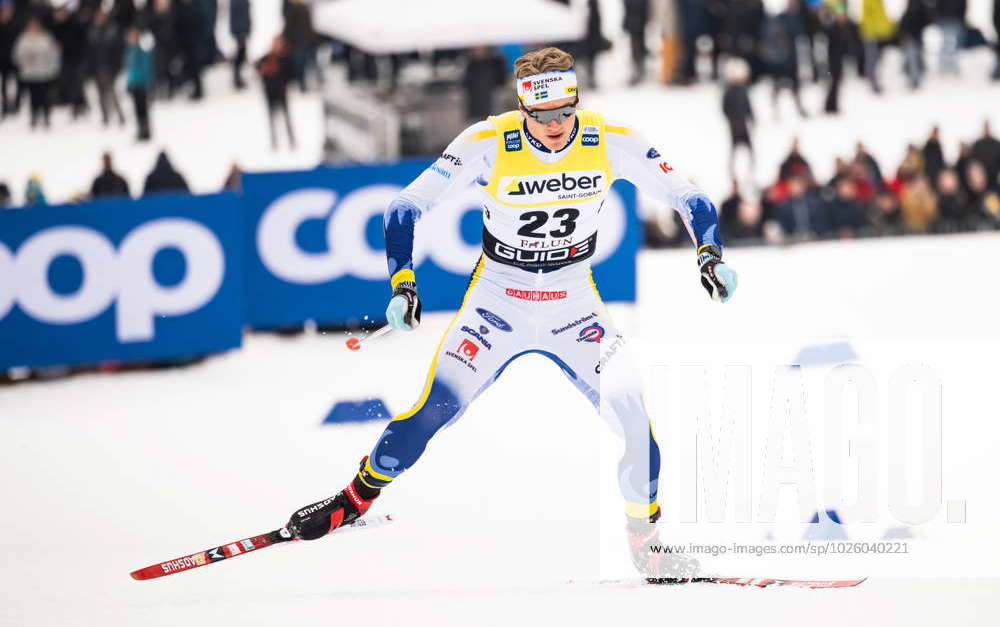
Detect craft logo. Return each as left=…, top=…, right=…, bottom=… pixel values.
left=504, top=129, right=522, bottom=152
left=460, top=325, right=492, bottom=350
left=577, top=323, right=605, bottom=343
left=646, top=147, right=661, bottom=159
left=505, top=288, right=568, bottom=301
left=551, top=312, right=598, bottom=335
left=457, top=339, right=480, bottom=360
left=476, top=307, right=512, bottom=332
left=565, top=85, right=577, bottom=94
left=439, top=153, right=463, bottom=167
left=499, top=171, right=604, bottom=204
left=659, top=162, right=674, bottom=174
left=595, top=334, right=625, bottom=373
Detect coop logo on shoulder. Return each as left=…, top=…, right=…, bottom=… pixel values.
left=504, top=130, right=522, bottom=152
left=498, top=170, right=605, bottom=204
left=581, top=125, right=600, bottom=146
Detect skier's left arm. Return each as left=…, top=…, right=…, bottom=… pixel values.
left=606, top=122, right=738, bottom=303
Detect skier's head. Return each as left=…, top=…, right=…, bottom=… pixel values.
left=515, top=47, right=579, bottom=151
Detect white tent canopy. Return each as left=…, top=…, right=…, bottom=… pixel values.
left=312, top=0, right=585, bottom=55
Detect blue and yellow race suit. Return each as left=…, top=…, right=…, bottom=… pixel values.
left=359, top=109, right=723, bottom=519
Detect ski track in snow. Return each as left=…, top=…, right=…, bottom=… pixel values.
left=3, top=236, right=1000, bottom=625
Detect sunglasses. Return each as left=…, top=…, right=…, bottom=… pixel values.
left=521, top=99, right=578, bottom=124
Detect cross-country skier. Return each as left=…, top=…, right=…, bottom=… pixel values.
left=286, top=47, right=738, bottom=581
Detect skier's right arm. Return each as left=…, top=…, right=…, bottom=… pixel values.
left=384, top=121, right=496, bottom=330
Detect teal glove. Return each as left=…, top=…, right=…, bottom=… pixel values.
left=697, top=245, right=738, bottom=303
left=385, top=281, right=421, bottom=331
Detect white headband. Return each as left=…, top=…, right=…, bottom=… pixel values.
left=516, top=70, right=578, bottom=107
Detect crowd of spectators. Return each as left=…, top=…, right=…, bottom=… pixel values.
left=0, top=146, right=241, bottom=208
left=648, top=121, right=1000, bottom=248
left=621, top=0, right=1000, bottom=100
left=0, top=0, right=311, bottom=143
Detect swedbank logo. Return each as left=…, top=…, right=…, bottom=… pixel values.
left=498, top=171, right=605, bottom=204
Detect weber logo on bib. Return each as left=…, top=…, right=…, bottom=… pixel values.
left=498, top=171, right=605, bottom=204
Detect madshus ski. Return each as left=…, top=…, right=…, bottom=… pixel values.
left=688, top=576, right=866, bottom=588
left=590, top=576, right=866, bottom=589
left=130, top=513, right=393, bottom=581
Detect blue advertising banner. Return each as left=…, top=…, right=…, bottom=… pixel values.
left=242, top=163, right=638, bottom=329
left=0, top=193, right=244, bottom=369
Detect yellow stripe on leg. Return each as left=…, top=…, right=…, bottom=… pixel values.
left=363, top=458, right=394, bottom=482
left=626, top=501, right=661, bottom=519
left=391, top=256, right=486, bottom=422
left=588, top=268, right=604, bottom=301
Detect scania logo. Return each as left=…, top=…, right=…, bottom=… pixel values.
left=461, top=325, right=492, bottom=349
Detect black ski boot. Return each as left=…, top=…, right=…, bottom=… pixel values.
left=627, top=509, right=701, bottom=584
left=287, top=457, right=382, bottom=540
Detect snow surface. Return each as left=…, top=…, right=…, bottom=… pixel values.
left=2, top=2, right=1000, bottom=624
left=2, top=233, right=999, bottom=626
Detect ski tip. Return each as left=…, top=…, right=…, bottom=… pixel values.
left=129, top=568, right=153, bottom=581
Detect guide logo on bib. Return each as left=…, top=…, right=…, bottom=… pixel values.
left=499, top=171, right=605, bottom=204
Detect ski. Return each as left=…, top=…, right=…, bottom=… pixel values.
left=588, top=576, right=866, bottom=589
left=130, top=513, right=393, bottom=581
left=687, top=576, right=867, bottom=589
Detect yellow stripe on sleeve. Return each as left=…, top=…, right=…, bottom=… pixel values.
left=469, top=129, right=496, bottom=143
left=605, top=125, right=634, bottom=136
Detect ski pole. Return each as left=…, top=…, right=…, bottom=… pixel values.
left=345, top=324, right=392, bottom=351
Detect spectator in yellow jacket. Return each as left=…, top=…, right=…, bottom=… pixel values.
left=860, top=0, right=895, bottom=93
